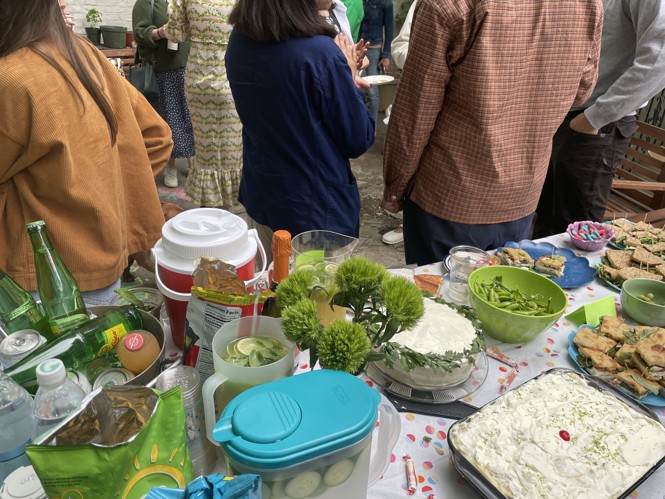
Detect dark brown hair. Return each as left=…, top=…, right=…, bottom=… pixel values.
left=229, top=0, right=338, bottom=42
left=0, top=0, right=118, bottom=144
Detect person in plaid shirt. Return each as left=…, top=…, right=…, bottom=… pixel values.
left=381, top=0, right=603, bottom=265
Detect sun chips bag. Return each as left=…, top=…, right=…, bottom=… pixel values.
left=26, top=386, right=194, bottom=499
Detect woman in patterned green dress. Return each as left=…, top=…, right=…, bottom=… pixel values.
left=163, top=0, right=242, bottom=208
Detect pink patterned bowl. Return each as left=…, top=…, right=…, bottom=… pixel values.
left=566, top=221, right=614, bottom=251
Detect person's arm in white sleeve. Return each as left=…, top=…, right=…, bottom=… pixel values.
left=391, top=0, right=417, bottom=70
left=585, top=0, right=665, bottom=129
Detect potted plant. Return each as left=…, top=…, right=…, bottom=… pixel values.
left=276, top=256, right=425, bottom=374
left=85, top=8, right=102, bottom=45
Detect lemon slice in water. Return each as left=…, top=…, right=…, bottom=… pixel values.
left=236, top=337, right=264, bottom=356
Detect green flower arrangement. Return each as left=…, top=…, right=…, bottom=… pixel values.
left=277, top=256, right=425, bottom=374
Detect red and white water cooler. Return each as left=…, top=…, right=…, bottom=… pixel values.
left=152, top=208, right=266, bottom=353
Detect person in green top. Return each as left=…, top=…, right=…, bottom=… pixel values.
left=132, top=0, right=195, bottom=188
left=340, top=0, right=364, bottom=41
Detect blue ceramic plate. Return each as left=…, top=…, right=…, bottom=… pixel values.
left=567, top=329, right=665, bottom=407
left=501, top=240, right=595, bottom=289
left=596, top=266, right=622, bottom=293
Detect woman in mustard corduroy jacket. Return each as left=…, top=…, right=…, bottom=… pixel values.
left=0, top=0, right=173, bottom=305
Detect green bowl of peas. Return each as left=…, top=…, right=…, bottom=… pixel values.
left=620, top=278, right=665, bottom=326
left=468, top=265, right=567, bottom=343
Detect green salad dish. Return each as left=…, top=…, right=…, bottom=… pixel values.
left=468, top=265, right=567, bottom=343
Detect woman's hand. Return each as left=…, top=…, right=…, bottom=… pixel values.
left=355, top=39, right=370, bottom=70
left=354, top=76, right=370, bottom=90
left=151, top=26, right=167, bottom=42
left=334, top=34, right=357, bottom=80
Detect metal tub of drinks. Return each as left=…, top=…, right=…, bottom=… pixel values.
left=89, top=306, right=166, bottom=386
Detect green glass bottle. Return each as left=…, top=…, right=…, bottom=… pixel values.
left=0, top=269, right=53, bottom=341
left=26, top=221, right=89, bottom=337
left=4, top=305, right=142, bottom=392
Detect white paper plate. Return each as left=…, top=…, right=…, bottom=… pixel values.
left=362, top=75, right=395, bottom=85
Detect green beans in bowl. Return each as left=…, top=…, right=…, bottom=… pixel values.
left=468, top=265, right=567, bottom=343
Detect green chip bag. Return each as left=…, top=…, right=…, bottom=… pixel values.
left=27, top=386, right=194, bottom=499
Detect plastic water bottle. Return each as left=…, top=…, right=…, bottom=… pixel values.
left=31, top=359, right=86, bottom=441
left=0, top=373, right=33, bottom=484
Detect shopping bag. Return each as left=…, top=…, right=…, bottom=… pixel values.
left=26, top=386, right=194, bottom=499
left=129, top=59, right=159, bottom=102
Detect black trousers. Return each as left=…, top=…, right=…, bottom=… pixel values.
left=533, top=112, right=638, bottom=239
left=403, top=198, right=534, bottom=266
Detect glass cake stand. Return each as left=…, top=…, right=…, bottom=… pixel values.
left=365, top=351, right=489, bottom=404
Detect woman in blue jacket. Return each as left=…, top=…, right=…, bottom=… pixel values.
left=226, top=0, right=375, bottom=259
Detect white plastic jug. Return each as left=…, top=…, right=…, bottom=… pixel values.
left=201, top=316, right=296, bottom=444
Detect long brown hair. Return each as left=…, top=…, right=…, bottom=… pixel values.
left=229, top=0, right=338, bottom=42
left=0, top=1, right=118, bottom=144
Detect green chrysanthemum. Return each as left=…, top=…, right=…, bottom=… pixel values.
left=280, top=299, right=321, bottom=347
left=317, top=320, right=370, bottom=374
left=275, top=269, right=315, bottom=309
left=334, top=257, right=388, bottom=294
left=381, top=275, right=425, bottom=331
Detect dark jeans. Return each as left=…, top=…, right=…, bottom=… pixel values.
left=533, top=112, right=638, bottom=239
left=403, top=198, right=534, bottom=266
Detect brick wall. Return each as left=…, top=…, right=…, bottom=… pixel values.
left=67, top=0, right=134, bottom=33
left=65, top=0, right=409, bottom=36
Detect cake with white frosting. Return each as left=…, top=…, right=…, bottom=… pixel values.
left=450, top=371, right=665, bottom=498
left=376, top=298, right=484, bottom=389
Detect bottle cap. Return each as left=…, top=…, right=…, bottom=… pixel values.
left=0, top=465, right=47, bottom=499
left=124, top=333, right=145, bottom=351
left=36, top=359, right=66, bottom=386
left=271, top=230, right=292, bottom=283
left=272, top=230, right=292, bottom=257
left=25, top=220, right=46, bottom=233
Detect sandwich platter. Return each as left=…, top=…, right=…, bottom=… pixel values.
left=605, top=218, right=665, bottom=251
left=499, top=240, right=596, bottom=289
left=596, top=246, right=665, bottom=292
left=568, top=325, right=665, bottom=407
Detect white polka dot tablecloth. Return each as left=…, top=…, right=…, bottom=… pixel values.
left=296, top=233, right=665, bottom=499
left=165, top=232, right=665, bottom=498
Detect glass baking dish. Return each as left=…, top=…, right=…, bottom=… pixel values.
left=447, top=368, right=665, bottom=499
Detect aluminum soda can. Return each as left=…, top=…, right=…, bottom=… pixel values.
left=92, top=368, right=135, bottom=390
left=0, top=330, right=46, bottom=369
left=66, top=370, right=93, bottom=395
